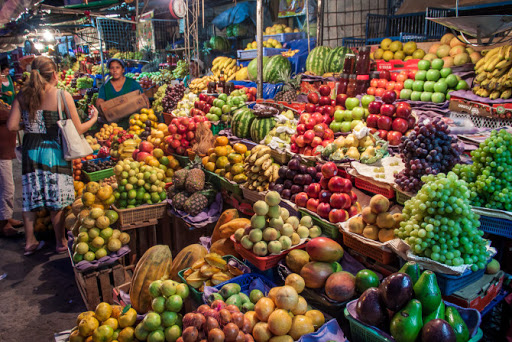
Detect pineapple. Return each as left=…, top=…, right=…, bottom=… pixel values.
left=184, top=192, right=208, bottom=216
left=172, top=192, right=189, bottom=211
left=173, top=169, right=188, bottom=190
left=274, top=73, right=300, bottom=102
left=185, top=168, right=205, bottom=193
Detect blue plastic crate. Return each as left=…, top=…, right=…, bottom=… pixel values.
left=237, top=48, right=288, bottom=60
left=478, top=215, right=512, bottom=239
left=259, top=32, right=307, bottom=43
left=245, top=261, right=279, bottom=284
left=213, top=273, right=276, bottom=296
left=436, top=268, right=486, bottom=296
left=289, top=53, right=308, bottom=75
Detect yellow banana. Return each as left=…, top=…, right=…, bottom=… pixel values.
left=489, top=90, right=501, bottom=100
left=475, top=73, right=488, bottom=83
left=495, top=59, right=512, bottom=70
left=500, top=88, right=512, bottom=99
left=482, top=46, right=500, bottom=59
left=212, top=56, right=223, bottom=65
left=485, top=54, right=502, bottom=72
left=506, top=46, right=512, bottom=61
left=475, top=55, right=488, bottom=69
left=492, top=66, right=510, bottom=78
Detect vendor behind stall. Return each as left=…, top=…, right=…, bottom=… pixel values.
left=0, top=64, right=15, bottom=105
left=96, top=58, right=142, bottom=128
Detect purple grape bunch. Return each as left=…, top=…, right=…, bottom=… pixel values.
left=395, top=118, right=463, bottom=192
left=162, top=83, right=186, bottom=112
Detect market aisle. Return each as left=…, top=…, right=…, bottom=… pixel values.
left=0, top=160, right=86, bottom=342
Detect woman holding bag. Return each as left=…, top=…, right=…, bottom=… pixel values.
left=7, top=56, right=98, bottom=255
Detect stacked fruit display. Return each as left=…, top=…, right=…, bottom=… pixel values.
left=395, top=118, right=462, bottom=192
left=172, top=59, right=190, bottom=79
left=133, top=279, right=190, bottom=342
left=423, top=33, right=482, bottom=67
left=128, top=109, right=159, bottom=137
left=85, top=135, right=101, bottom=151
left=329, top=96, right=371, bottom=133
left=152, top=84, right=168, bottom=113
left=472, top=45, right=512, bottom=99
left=356, top=267, right=472, bottom=342
left=244, top=38, right=283, bottom=50
left=76, top=76, right=93, bottom=89
left=246, top=55, right=292, bottom=84
left=367, top=70, right=408, bottom=97
left=242, top=145, right=279, bottom=192
left=72, top=159, right=84, bottom=181
left=347, top=195, right=400, bottom=243
left=373, top=39, right=426, bottom=61
left=34, top=208, right=53, bottom=234
left=262, top=109, right=297, bottom=150
left=453, top=129, right=512, bottom=211
left=211, top=56, right=240, bottom=82
left=168, top=167, right=217, bottom=216
left=172, top=92, right=198, bottom=117
left=206, top=283, right=261, bottom=312
left=304, top=85, right=339, bottom=124
left=68, top=302, right=137, bottom=342
left=235, top=191, right=321, bottom=257
left=397, top=172, right=490, bottom=271
left=107, top=130, right=135, bottom=159
left=71, top=207, right=129, bottom=263
left=305, top=46, right=352, bottom=75
left=205, top=91, right=245, bottom=123
left=248, top=104, right=277, bottom=143
left=81, top=182, right=117, bottom=209
left=162, top=84, right=187, bottom=113
left=82, top=159, right=115, bottom=173
left=285, top=237, right=356, bottom=303
left=132, top=143, right=180, bottom=183
left=188, top=75, right=217, bottom=93
left=74, top=180, right=85, bottom=197
left=146, top=123, right=171, bottom=151
left=202, top=137, right=249, bottom=183
left=399, top=59, right=468, bottom=102
left=265, top=23, right=300, bottom=35
left=182, top=253, right=239, bottom=292
left=270, top=155, right=322, bottom=202
left=113, top=160, right=167, bottom=209
left=290, top=111, right=335, bottom=156
left=319, top=131, right=388, bottom=163
left=366, top=91, right=415, bottom=145
left=294, top=162, right=360, bottom=224
left=166, top=116, right=203, bottom=155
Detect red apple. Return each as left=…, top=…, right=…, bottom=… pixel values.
left=408, top=69, right=417, bottom=80
left=321, top=162, right=338, bottom=179
left=369, top=127, right=377, bottom=134
left=303, top=146, right=313, bottom=156
left=396, top=102, right=412, bottom=119
left=306, top=198, right=320, bottom=212
left=330, top=193, right=351, bottom=209
left=319, top=176, right=329, bottom=189
left=348, top=190, right=357, bottom=203
left=136, top=151, right=151, bottom=162
left=339, top=178, right=352, bottom=193
left=300, top=113, right=311, bottom=124
left=323, top=128, right=334, bottom=141
left=173, top=133, right=182, bottom=141
left=387, top=131, right=403, bottom=145
left=392, top=118, right=409, bottom=134
left=139, top=141, right=154, bottom=153
left=305, top=117, right=316, bottom=130
left=207, top=96, right=214, bottom=105
left=307, top=92, right=319, bottom=104
left=319, top=85, right=331, bottom=97
left=305, top=103, right=316, bottom=113
left=327, top=176, right=343, bottom=193
left=348, top=205, right=359, bottom=217
left=316, top=202, right=331, bottom=219
left=311, top=136, right=323, bottom=148
left=408, top=116, right=416, bottom=129
left=295, top=192, right=308, bottom=207
left=168, top=124, right=178, bottom=134
left=381, top=90, right=397, bottom=104
left=171, top=118, right=180, bottom=126
left=377, top=115, right=392, bottom=130
left=380, top=104, right=396, bottom=117
left=290, top=143, right=299, bottom=153
left=331, top=99, right=337, bottom=106
left=303, top=130, right=315, bottom=144
left=306, top=183, right=321, bottom=199
left=171, top=139, right=181, bottom=149
left=296, top=124, right=306, bottom=135
left=329, top=209, right=349, bottom=223
left=323, top=105, right=335, bottom=116
left=132, top=148, right=139, bottom=160
left=313, top=124, right=325, bottom=138
left=198, top=93, right=207, bottom=101
left=203, top=104, right=212, bottom=113
left=180, top=139, right=189, bottom=148
left=296, top=135, right=306, bottom=147
left=379, top=70, right=391, bottom=81
left=186, top=131, right=195, bottom=140
left=312, top=112, right=324, bottom=124
left=377, top=129, right=388, bottom=140
left=177, top=124, right=187, bottom=134
left=366, top=114, right=379, bottom=128
left=336, top=94, right=348, bottom=107
left=187, top=121, right=196, bottom=131
left=390, top=72, right=398, bottom=82
left=319, top=96, right=332, bottom=106
left=368, top=101, right=383, bottom=114
left=322, top=140, right=330, bottom=147
left=319, top=190, right=332, bottom=203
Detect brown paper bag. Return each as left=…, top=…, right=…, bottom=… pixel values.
left=98, top=90, right=150, bottom=123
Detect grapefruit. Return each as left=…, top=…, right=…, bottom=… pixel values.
left=274, top=286, right=299, bottom=311
left=268, top=309, right=292, bottom=336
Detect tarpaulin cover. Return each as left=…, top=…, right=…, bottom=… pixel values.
left=167, top=192, right=223, bottom=228
left=212, top=1, right=272, bottom=30
left=231, top=81, right=283, bottom=99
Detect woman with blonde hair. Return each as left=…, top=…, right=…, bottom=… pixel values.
left=7, top=56, right=98, bottom=255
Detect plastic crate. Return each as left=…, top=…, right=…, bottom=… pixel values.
left=237, top=48, right=288, bottom=60
left=231, top=235, right=307, bottom=271
left=81, top=157, right=114, bottom=182
left=436, top=268, right=486, bottom=296
left=299, top=209, right=339, bottom=239
left=270, top=148, right=290, bottom=165
left=395, top=188, right=413, bottom=205
left=178, top=255, right=246, bottom=303
left=212, top=273, right=276, bottom=295
left=220, top=177, right=243, bottom=197
left=449, top=112, right=512, bottom=129
left=260, top=32, right=306, bottom=43
left=342, top=231, right=396, bottom=265
left=478, top=215, right=512, bottom=239
left=354, top=177, right=395, bottom=199
left=112, top=202, right=167, bottom=226
left=288, top=53, right=308, bottom=76
left=211, top=122, right=228, bottom=135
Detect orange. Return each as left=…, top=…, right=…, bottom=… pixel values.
left=152, top=148, right=164, bottom=159
left=227, top=152, right=244, bottom=164
left=215, top=156, right=229, bottom=169
left=207, top=147, right=216, bottom=155
left=233, top=143, right=247, bottom=155
left=214, top=146, right=228, bottom=157
left=205, top=162, right=216, bottom=172
left=202, top=156, right=209, bottom=166
left=215, top=136, right=229, bottom=146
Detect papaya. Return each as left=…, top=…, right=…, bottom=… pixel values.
left=210, top=238, right=240, bottom=259
left=211, top=209, right=239, bottom=243
left=169, top=244, right=208, bottom=282
left=218, top=218, right=251, bottom=240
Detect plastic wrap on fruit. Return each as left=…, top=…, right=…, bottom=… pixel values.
left=353, top=123, right=369, bottom=139
left=361, top=140, right=389, bottom=164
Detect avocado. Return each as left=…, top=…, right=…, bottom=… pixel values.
left=219, top=283, right=241, bottom=299
left=399, top=261, right=421, bottom=285
left=239, top=292, right=250, bottom=305
left=226, top=294, right=242, bottom=309
left=355, top=287, right=388, bottom=327
left=390, top=299, right=423, bottom=342
left=424, top=300, right=445, bottom=325
left=207, top=292, right=223, bottom=304
left=413, top=270, right=442, bottom=315
left=445, top=306, right=469, bottom=342
left=379, top=272, right=414, bottom=311
left=422, top=319, right=457, bottom=342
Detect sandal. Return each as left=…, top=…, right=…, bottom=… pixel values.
left=0, top=224, right=24, bottom=238
left=8, top=219, right=24, bottom=228
left=55, top=245, right=68, bottom=254
left=24, top=241, right=45, bottom=256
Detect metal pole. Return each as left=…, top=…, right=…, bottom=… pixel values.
left=316, top=0, right=323, bottom=46
left=136, top=0, right=139, bottom=22
left=96, top=19, right=105, bottom=78
left=256, top=0, right=263, bottom=99
left=306, top=0, right=310, bottom=53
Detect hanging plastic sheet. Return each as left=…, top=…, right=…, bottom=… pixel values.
left=212, top=1, right=273, bottom=30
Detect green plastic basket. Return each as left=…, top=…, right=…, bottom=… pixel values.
left=299, top=209, right=339, bottom=239
left=177, top=255, right=246, bottom=303
left=211, top=122, right=228, bottom=135
left=204, top=170, right=222, bottom=188
left=220, top=177, right=243, bottom=197
left=83, top=168, right=114, bottom=182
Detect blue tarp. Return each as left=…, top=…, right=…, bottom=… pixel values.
left=232, top=81, right=283, bottom=99
left=212, top=1, right=272, bottom=30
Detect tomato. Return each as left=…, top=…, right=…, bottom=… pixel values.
left=396, top=73, right=408, bottom=83
left=377, top=79, right=388, bottom=89
left=370, top=79, right=379, bottom=88
left=386, top=81, right=396, bottom=91
left=367, top=87, right=376, bottom=95
left=394, top=81, right=404, bottom=91
left=375, top=88, right=385, bottom=97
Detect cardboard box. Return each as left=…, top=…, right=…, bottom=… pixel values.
left=444, top=271, right=504, bottom=312
left=375, top=59, right=420, bottom=71
left=449, top=96, right=512, bottom=119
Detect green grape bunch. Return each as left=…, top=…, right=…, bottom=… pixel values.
left=396, top=172, right=490, bottom=272
left=453, top=129, right=512, bottom=211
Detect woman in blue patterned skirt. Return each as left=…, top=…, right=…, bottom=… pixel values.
left=7, top=57, right=98, bottom=255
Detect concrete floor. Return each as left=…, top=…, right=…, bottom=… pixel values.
left=0, top=160, right=85, bottom=342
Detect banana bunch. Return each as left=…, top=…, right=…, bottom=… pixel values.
left=281, top=49, right=300, bottom=58
left=189, top=75, right=217, bottom=93
left=118, top=139, right=138, bottom=160
left=243, top=145, right=279, bottom=192
left=473, top=45, right=512, bottom=99
left=211, top=57, right=241, bottom=82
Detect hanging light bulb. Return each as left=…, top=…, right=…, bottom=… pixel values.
left=34, top=42, right=44, bottom=51
left=43, top=30, right=54, bottom=42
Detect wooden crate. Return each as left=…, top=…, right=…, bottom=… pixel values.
left=74, top=264, right=130, bottom=311
left=168, top=214, right=215, bottom=258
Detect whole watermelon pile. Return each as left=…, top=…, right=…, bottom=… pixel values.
left=325, top=46, right=351, bottom=73
left=250, top=117, right=275, bottom=143
left=247, top=55, right=291, bottom=84
left=208, top=36, right=230, bottom=52
left=247, top=57, right=270, bottom=81
left=306, top=46, right=332, bottom=75
left=231, top=107, right=256, bottom=139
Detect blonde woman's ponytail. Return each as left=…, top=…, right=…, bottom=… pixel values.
left=20, top=57, right=57, bottom=122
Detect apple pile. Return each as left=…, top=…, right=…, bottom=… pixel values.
left=366, top=70, right=410, bottom=97
left=366, top=90, right=415, bottom=145
left=269, top=155, right=323, bottom=202
left=304, top=85, right=346, bottom=126
left=191, top=93, right=214, bottom=118
left=295, top=162, right=360, bottom=224
left=290, top=114, right=334, bottom=156
left=165, top=116, right=207, bottom=155
left=329, top=95, right=373, bottom=133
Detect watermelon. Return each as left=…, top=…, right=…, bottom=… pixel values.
left=209, top=36, right=229, bottom=51
left=247, top=57, right=270, bottom=81
left=325, top=46, right=351, bottom=73
left=231, top=108, right=255, bottom=139
left=306, top=46, right=332, bottom=75
left=250, top=117, right=275, bottom=143
left=263, top=55, right=291, bottom=84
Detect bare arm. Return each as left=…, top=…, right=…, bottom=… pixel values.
left=64, top=91, right=98, bottom=134
left=7, top=98, right=21, bottom=132
left=96, top=98, right=105, bottom=107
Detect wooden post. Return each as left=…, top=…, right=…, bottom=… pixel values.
left=316, top=0, right=324, bottom=46
left=256, top=0, right=263, bottom=99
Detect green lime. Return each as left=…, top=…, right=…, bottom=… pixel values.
left=355, top=269, right=380, bottom=294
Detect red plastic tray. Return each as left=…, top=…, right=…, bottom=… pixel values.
left=354, top=177, right=395, bottom=199
left=230, top=235, right=307, bottom=271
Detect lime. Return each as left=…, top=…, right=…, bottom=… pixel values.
left=148, top=280, right=163, bottom=298
left=143, top=312, right=161, bottom=332
left=176, top=283, right=189, bottom=299
left=164, top=325, right=181, bottom=342
left=355, top=269, right=380, bottom=293
left=161, top=311, right=178, bottom=327
left=165, top=295, right=183, bottom=312
left=148, top=329, right=165, bottom=342
left=152, top=296, right=166, bottom=313
left=161, top=280, right=177, bottom=297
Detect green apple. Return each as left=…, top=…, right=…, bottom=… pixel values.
left=403, top=79, right=414, bottom=89
left=345, top=97, right=360, bottom=110
left=415, top=70, right=427, bottom=81
left=431, top=58, right=444, bottom=70
left=423, top=81, right=435, bottom=93
left=412, top=80, right=424, bottom=92
left=330, top=121, right=342, bottom=132
left=440, top=67, right=452, bottom=78
left=446, top=74, right=458, bottom=88
left=411, top=91, right=422, bottom=101
left=432, top=92, right=446, bottom=103
left=352, top=107, right=365, bottom=120
left=420, top=91, right=433, bottom=102
left=340, top=121, right=352, bottom=132
left=426, top=69, right=441, bottom=82
left=351, top=120, right=363, bottom=130
left=434, top=80, right=448, bottom=93
left=218, top=93, right=228, bottom=102
left=417, top=60, right=431, bottom=71
left=221, top=104, right=231, bottom=113
left=456, top=80, right=469, bottom=90
left=342, top=110, right=353, bottom=122
left=334, top=110, right=344, bottom=122
left=361, top=95, right=375, bottom=108
left=400, top=89, right=412, bottom=100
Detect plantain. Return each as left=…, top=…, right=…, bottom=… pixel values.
left=489, top=90, right=501, bottom=100
left=475, top=55, right=488, bottom=69
left=264, top=164, right=274, bottom=178
left=256, top=146, right=271, bottom=158
left=492, top=66, right=510, bottom=78
left=478, top=88, right=490, bottom=97
left=261, top=158, right=273, bottom=170
left=487, top=79, right=498, bottom=91
left=484, top=54, right=502, bottom=72
left=251, top=165, right=261, bottom=173
left=500, top=88, right=512, bottom=99
left=495, top=59, right=512, bottom=70
left=506, top=46, right=512, bottom=61
left=480, top=78, right=491, bottom=88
